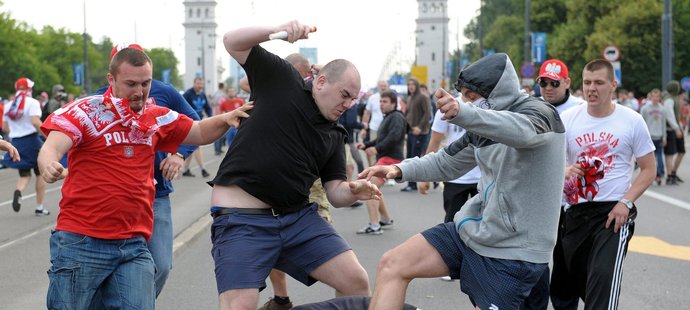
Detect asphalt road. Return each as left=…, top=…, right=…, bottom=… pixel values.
left=1, top=144, right=690, bottom=309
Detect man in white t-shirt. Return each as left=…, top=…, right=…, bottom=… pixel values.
left=362, top=80, right=388, bottom=165
left=551, top=59, right=655, bottom=310
left=1, top=77, right=48, bottom=215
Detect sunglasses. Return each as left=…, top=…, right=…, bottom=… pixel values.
left=538, top=79, right=561, bottom=88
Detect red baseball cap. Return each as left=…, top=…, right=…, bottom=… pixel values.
left=538, top=59, right=568, bottom=81
left=14, top=77, right=35, bottom=90
left=110, top=43, right=145, bottom=60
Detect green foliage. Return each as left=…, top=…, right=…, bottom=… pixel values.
left=0, top=5, right=182, bottom=99
left=147, top=47, right=183, bottom=89
left=457, top=0, right=690, bottom=96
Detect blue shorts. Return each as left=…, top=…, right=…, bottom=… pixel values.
left=421, top=222, right=547, bottom=309
left=210, top=203, right=351, bottom=294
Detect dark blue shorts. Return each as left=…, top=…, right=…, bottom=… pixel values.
left=421, top=222, right=547, bottom=309
left=210, top=203, right=351, bottom=294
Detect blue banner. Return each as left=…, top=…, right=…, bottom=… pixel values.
left=162, top=69, right=171, bottom=84
left=73, top=63, right=83, bottom=86
left=531, top=32, right=547, bottom=64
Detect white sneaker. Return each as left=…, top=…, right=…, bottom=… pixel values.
left=356, top=224, right=382, bottom=235
left=440, top=276, right=455, bottom=281
left=385, top=179, right=396, bottom=187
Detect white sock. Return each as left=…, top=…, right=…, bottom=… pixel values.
left=36, top=204, right=44, bottom=211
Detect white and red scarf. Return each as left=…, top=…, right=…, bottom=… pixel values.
left=5, top=90, right=31, bottom=120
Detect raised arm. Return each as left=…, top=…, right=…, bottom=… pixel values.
left=223, top=20, right=313, bottom=65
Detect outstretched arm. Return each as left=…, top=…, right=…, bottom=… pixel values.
left=223, top=20, right=313, bottom=65
left=182, top=103, right=253, bottom=145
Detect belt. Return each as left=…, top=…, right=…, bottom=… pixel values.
left=211, top=207, right=280, bottom=218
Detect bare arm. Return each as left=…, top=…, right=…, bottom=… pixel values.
left=606, top=152, right=656, bottom=232
left=239, top=77, right=251, bottom=93
left=38, top=131, right=73, bottom=183
left=361, top=109, right=371, bottom=130
left=425, top=130, right=445, bottom=154
left=223, top=20, right=312, bottom=65
left=323, top=179, right=382, bottom=208
left=182, top=104, right=253, bottom=145
left=31, top=115, right=44, bottom=137
left=0, top=140, right=19, bottom=161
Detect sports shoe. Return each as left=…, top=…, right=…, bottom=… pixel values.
left=201, top=169, right=210, bottom=178
left=675, top=175, right=684, bottom=183
left=656, top=176, right=662, bottom=186
left=400, top=186, right=416, bottom=192
left=258, top=297, right=293, bottom=310
left=35, top=209, right=51, bottom=216
left=351, top=201, right=364, bottom=208
left=666, top=176, right=677, bottom=185
left=182, top=170, right=195, bottom=177
left=440, top=275, right=456, bottom=281
left=357, top=224, right=382, bottom=235
left=12, top=190, right=21, bottom=212
left=379, top=219, right=394, bottom=230
left=385, top=179, right=396, bottom=187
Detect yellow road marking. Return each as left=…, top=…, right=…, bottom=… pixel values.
left=629, top=236, right=690, bottom=262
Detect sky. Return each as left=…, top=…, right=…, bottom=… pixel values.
left=1, top=0, right=480, bottom=89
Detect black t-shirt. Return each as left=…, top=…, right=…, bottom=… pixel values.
left=209, top=46, right=347, bottom=213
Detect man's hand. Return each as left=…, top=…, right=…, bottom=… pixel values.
left=276, top=20, right=314, bottom=43
left=364, top=147, right=377, bottom=156
left=565, top=163, right=584, bottom=179
left=606, top=203, right=630, bottom=233
left=358, top=165, right=402, bottom=182
left=435, top=88, right=460, bottom=120
left=348, top=179, right=382, bottom=201
left=0, top=140, right=20, bottom=162
left=42, top=161, right=66, bottom=183
left=225, top=103, right=254, bottom=127
left=418, top=182, right=429, bottom=194
left=160, top=153, right=184, bottom=180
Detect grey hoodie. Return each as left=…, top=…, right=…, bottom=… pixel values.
left=397, top=53, right=566, bottom=263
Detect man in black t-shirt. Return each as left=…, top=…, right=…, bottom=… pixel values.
left=210, top=21, right=382, bottom=309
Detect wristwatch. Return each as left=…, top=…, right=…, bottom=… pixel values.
left=619, top=198, right=634, bottom=210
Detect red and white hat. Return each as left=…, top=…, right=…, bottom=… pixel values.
left=538, top=59, right=568, bottom=81
left=110, top=43, right=145, bottom=60
left=14, top=77, right=35, bottom=90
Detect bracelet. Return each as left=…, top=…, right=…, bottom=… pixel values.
left=173, top=152, right=185, bottom=159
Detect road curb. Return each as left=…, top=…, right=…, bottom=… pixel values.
left=172, top=213, right=212, bottom=256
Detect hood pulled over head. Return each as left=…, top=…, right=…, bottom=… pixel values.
left=455, top=53, right=525, bottom=111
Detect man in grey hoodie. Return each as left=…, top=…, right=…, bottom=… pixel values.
left=360, top=53, right=566, bottom=310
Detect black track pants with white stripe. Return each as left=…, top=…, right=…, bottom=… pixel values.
left=554, top=201, right=635, bottom=310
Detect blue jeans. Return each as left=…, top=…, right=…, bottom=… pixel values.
left=653, top=139, right=664, bottom=176
left=225, top=127, right=238, bottom=146
left=150, top=195, right=173, bottom=297
left=47, top=230, right=155, bottom=310
left=405, top=133, right=430, bottom=189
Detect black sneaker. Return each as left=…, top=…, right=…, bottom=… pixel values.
left=35, top=209, right=50, bottom=216
left=201, top=169, right=210, bottom=178
left=12, top=190, right=21, bottom=212
left=356, top=224, right=382, bottom=235
left=675, top=175, right=684, bottom=183
left=379, top=219, right=394, bottom=229
left=400, top=186, right=416, bottom=192
left=351, top=201, right=364, bottom=208
left=182, top=170, right=195, bottom=177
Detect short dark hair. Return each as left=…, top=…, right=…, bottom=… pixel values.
left=583, top=59, right=614, bottom=82
left=109, top=48, right=152, bottom=76
left=380, top=90, right=398, bottom=110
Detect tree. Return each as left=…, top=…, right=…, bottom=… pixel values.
left=147, top=47, right=183, bottom=89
